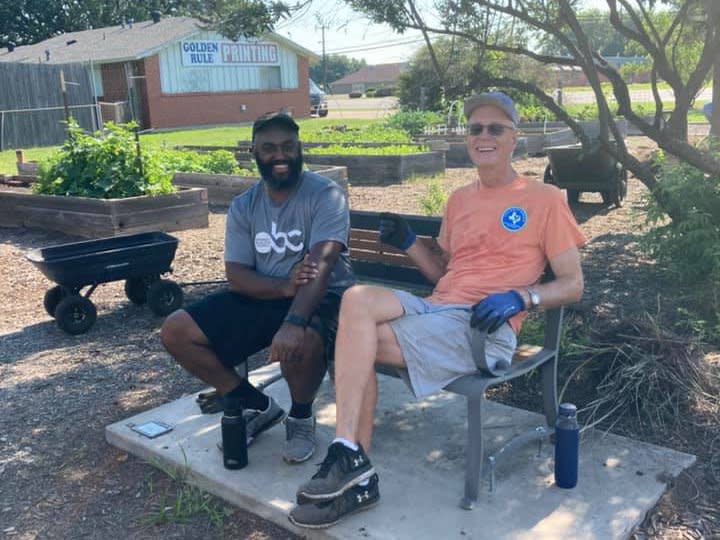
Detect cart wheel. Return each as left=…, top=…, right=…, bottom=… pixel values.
left=147, top=280, right=183, bottom=317
left=43, top=285, right=69, bottom=318
left=55, top=295, right=97, bottom=335
left=543, top=164, right=555, bottom=185
left=567, top=190, right=580, bottom=204
left=124, top=275, right=158, bottom=305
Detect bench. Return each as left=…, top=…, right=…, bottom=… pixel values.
left=348, top=210, right=564, bottom=510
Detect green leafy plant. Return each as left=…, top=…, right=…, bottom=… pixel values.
left=35, top=120, right=174, bottom=199
left=384, top=110, right=444, bottom=137
left=155, top=149, right=252, bottom=175
left=642, top=142, right=720, bottom=327
left=418, top=179, right=448, bottom=215
left=305, top=144, right=425, bottom=156
left=301, top=123, right=412, bottom=144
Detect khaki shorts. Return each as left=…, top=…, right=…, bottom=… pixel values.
left=388, top=290, right=517, bottom=398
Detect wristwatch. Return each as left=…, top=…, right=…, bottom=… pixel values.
left=525, top=288, right=541, bottom=311
left=284, top=314, right=308, bottom=328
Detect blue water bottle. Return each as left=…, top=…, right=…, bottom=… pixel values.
left=554, top=403, right=579, bottom=489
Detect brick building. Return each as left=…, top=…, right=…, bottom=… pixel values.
left=330, top=62, right=408, bottom=95
left=0, top=16, right=318, bottom=129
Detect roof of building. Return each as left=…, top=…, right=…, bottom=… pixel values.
left=331, top=62, right=409, bottom=86
left=0, top=16, right=318, bottom=64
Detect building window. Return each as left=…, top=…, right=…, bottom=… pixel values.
left=259, top=66, right=281, bottom=89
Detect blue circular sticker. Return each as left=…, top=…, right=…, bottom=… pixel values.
left=501, top=207, right=527, bottom=232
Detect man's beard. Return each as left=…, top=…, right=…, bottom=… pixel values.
left=255, top=149, right=304, bottom=191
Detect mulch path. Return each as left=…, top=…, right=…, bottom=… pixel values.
left=1, top=136, right=717, bottom=538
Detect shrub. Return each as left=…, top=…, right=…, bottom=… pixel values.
left=418, top=179, right=448, bottom=215
left=35, top=120, right=174, bottom=199
left=375, top=87, right=396, bottom=97
left=642, top=141, right=720, bottom=325
left=365, top=88, right=376, bottom=98
left=349, top=91, right=363, bottom=99
left=385, top=110, right=444, bottom=137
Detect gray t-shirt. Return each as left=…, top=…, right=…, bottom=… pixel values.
left=224, top=171, right=355, bottom=294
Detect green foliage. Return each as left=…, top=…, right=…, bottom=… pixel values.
left=34, top=120, right=174, bottom=199
left=155, top=149, right=251, bottom=175
left=305, top=144, right=425, bottom=156
left=1, top=0, right=291, bottom=46
left=310, top=54, right=366, bottom=87
left=538, top=7, right=629, bottom=57
left=642, top=142, right=720, bottom=324
left=384, top=110, right=444, bottom=136
left=301, top=123, right=411, bottom=144
left=418, top=179, right=448, bottom=215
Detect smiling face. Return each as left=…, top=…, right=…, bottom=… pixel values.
left=465, top=105, right=517, bottom=170
left=252, top=126, right=304, bottom=191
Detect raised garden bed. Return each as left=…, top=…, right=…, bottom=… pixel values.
left=304, top=151, right=445, bottom=185
left=172, top=164, right=348, bottom=206
left=0, top=187, right=208, bottom=238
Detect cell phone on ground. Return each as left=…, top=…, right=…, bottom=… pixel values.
left=128, top=421, right=174, bottom=439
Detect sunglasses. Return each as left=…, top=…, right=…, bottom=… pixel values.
left=467, top=123, right=515, bottom=137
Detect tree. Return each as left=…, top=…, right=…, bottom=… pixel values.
left=539, top=8, right=629, bottom=57
left=345, top=0, right=720, bottom=221
left=310, top=54, right=366, bottom=88
left=0, top=0, right=304, bottom=47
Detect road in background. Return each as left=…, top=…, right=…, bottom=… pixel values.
left=324, top=94, right=399, bottom=119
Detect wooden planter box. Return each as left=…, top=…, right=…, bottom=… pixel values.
left=172, top=165, right=348, bottom=206
left=304, top=152, right=445, bottom=185
left=0, top=187, right=208, bottom=238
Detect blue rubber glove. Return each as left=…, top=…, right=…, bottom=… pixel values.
left=470, top=290, right=525, bottom=334
left=379, top=212, right=417, bottom=251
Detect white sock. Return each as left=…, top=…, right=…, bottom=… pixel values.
left=332, top=437, right=359, bottom=451
left=358, top=479, right=370, bottom=486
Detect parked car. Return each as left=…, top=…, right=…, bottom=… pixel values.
left=309, top=79, right=328, bottom=117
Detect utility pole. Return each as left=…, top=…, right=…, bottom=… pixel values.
left=322, top=24, right=328, bottom=92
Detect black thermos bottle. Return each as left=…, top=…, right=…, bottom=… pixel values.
left=221, top=396, right=248, bottom=470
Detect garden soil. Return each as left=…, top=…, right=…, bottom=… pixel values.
left=1, top=137, right=717, bottom=539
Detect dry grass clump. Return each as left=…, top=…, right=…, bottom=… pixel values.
left=560, top=314, right=720, bottom=443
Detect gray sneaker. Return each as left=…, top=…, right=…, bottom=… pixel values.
left=283, top=416, right=316, bottom=464
left=244, top=397, right=286, bottom=446
left=296, top=442, right=374, bottom=502
left=289, top=473, right=380, bottom=529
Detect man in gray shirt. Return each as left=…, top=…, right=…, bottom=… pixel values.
left=161, top=112, right=354, bottom=464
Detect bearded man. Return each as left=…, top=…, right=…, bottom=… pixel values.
left=161, top=112, right=354, bottom=464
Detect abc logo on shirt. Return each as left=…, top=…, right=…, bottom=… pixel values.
left=255, top=221, right=304, bottom=254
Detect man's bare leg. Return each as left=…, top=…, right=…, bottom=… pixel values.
left=334, top=285, right=405, bottom=446
left=160, top=309, right=241, bottom=395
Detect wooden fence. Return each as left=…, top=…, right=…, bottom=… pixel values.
left=0, top=62, right=98, bottom=150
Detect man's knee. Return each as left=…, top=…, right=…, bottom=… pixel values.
left=160, top=309, right=200, bottom=353
left=340, top=285, right=380, bottom=319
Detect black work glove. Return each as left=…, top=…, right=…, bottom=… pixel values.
left=379, top=212, right=417, bottom=251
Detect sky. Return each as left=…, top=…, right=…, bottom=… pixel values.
left=276, top=0, right=613, bottom=66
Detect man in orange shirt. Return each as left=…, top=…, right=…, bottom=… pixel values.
left=289, top=92, right=586, bottom=528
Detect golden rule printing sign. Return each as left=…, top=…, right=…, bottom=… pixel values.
left=180, top=41, right=280, bottom=66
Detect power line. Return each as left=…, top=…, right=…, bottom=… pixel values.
left=323, top=37, right=427, bottom=55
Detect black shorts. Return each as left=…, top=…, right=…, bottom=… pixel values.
left=185, top=290, right=342, bottom=369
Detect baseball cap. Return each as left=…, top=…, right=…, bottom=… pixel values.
left=252, top=112, right=300, bottom=141
left=463, top=92, right=519, bottom=125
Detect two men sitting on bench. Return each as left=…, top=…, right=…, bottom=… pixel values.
left=289, top=92, right=587, bottom=528
left=161, top=112, right=354, bottom=465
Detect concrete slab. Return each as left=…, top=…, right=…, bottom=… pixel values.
left=106, top=365, right=695, bottom=540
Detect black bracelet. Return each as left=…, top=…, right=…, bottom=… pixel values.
left=284, top=314, right=308, bottom=328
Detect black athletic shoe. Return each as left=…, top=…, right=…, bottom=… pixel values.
left=296, top=442, right=374, bottom=502
left=289, top=474, right=380, bottom=529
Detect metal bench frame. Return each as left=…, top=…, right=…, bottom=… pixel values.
left=349, top=210, right=563, bottom=509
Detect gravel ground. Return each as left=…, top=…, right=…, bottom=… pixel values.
left=1, top=137, right=717, bottom=539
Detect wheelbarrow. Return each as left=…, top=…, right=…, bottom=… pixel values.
left=543, top=144, right=628, bottom=207
left=26, top=232, right=183, bottom=335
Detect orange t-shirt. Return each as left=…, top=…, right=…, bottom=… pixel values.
left=426, top=176, right=587, bottom=333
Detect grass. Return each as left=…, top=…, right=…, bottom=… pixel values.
left=140, top=452, right=226, bottom=528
